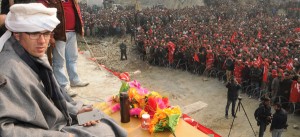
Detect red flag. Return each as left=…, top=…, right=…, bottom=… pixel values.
left=263, top=63, right=269, bottom=82
left=193, top=53, right=199, bottom=62
left=167, top=42, right=176, bottom=63
left=286, top=59, right=294, bottom=71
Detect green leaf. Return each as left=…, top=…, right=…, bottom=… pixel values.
left=154, top=114, right=181, bottom=133
left=167, top=114, right=181, bottom=132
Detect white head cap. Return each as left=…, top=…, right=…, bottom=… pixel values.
left=5, top=3, right=60, bottom=32
left=0, top=3, right=60, bottom=51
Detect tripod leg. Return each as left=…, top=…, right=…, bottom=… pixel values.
left=240, top=102, right=257, bottom=137
left=228, top=100, right=241, bottom=137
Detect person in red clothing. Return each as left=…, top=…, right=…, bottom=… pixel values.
left=206, top=49, right=214, bottom=69
left=234, top=59, right=244, bottom=84
left=289, top=76, right=300, bottom=103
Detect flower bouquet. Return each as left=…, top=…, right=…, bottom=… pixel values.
left=94, top=80, right=182, bottom=134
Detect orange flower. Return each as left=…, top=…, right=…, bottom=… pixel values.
left=128, top=87, right=137, bottom=99
left=149, top=124, right=155, bottom=134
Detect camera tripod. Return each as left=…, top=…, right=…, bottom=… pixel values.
left=228, top=98, right=256, bottom=137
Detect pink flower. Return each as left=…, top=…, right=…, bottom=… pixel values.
left=111, top=103, right=120, bottom=113
left=129, top=80, right=141, bottom=89
left=156, top=98, right=167, bottom=109
left=138, top=87, right=149, bottom=95
left=130, top=80, right=149, bottom=95
left=130, top=108, right=143, bottom=116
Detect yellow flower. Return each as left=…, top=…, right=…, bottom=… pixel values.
left=132, top=104, right=138, bottom=108
left=163, top=106, right=182, bottom=116
left=149, top=91, right=162, bottom=98
left=128, top=87, right=137, bottom=99
left=157, top=112, right=167, bottom=119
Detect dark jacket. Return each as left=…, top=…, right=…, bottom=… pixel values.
left=270, top=108, right=287, bottom=130
left=250, top=67, right=262, bottom=82
left=226, top=82, right=241, bottom=100
left=225, top=58, right=234, bottom=71
left=256, top=105, right=272, bottom=124
left=39, top=0, right=84, bottom=41
left=241, top=66, right=250, bottom=81
left=120, top=42, right=127, bottom=51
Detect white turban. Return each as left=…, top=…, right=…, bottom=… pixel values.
left=5, top=3, right=60, bottom=32
left=0, top=3, right=60, bottom=51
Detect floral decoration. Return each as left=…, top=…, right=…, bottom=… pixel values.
left=94, top=80, right=182, bottom=134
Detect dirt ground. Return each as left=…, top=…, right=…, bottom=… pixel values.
left=78, top=36, right=300, bottom=137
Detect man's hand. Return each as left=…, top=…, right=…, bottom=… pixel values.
left=82, top=120, right=99, bottom=127
left=69, top=133, right=75, bottom=137
left=78, top=105, right=93, bottom=114
left=77, top=106, right=100, bottom=127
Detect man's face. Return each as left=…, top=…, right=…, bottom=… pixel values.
left=15, top=31, right=51, bottom=57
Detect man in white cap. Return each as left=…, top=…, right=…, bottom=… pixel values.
left=0, top=3, right=127, bottom=137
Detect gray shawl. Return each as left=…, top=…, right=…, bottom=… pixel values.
left=0, top=37, right=127, bottom=137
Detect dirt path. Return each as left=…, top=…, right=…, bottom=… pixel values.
left=78, top=36, right=300, bottom=137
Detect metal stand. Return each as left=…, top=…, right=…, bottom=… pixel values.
left=228, top=98, right=256, bottom=137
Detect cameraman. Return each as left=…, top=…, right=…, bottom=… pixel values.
left=225, top=77, right=241, bottom=119
left=255, top=97, right=272, bottom=137
left=270, top=103, right=288, bottom=137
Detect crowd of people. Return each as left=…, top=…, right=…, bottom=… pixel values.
left=80, top=2, right=299, bottom=136
left=79, top=1, right=300, bottom=106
